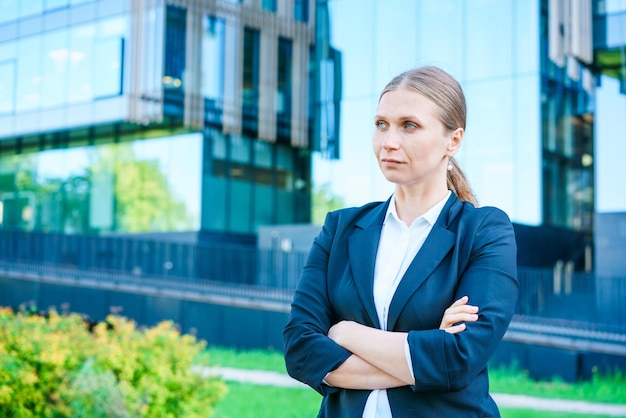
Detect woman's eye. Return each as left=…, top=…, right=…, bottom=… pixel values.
left=404, top=122, right=417, bottom=129
left=375, top=121, right=387, bottom=129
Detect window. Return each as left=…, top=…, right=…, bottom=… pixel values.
left=19, top=0, right=44, bottom=18
left=16, top=36, right=43, bottom=111
left=67, top=24, right=96, bottom=103
left=0, top=60, right=16, bottom=114
left=42, top=29, right=69, bottom=107
left=164, top=5, right=187, bottom=91
left=4, top=16, right=126, bottom=112
left=46, top=0, right=69, bottom=11
left=202, top=16, right=225, bottom=108
left=0, top=133, right=201, bottom=233
left=242, top=28, right=260, bottom=106
left=277, top=37, right=293, bottom=139
left=0, top=0, right=95, bottom=24
left=277, top=37, right=293, bottom=115
left=0, top=0, right=19, bottom=24
left=262, top=0, right=277, bottom=12
left=294, top=0, right=309, bottom=22
left=242, top=27, right=260, bottom=134
left=93, top=38, right=124, bottom=98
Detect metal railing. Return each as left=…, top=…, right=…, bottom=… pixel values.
left=0, top=230, right=625, bottom=337
left=0, top=230, right=303, bottom=286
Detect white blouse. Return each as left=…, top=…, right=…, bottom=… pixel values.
left=362, top=191, right=451, bottom=418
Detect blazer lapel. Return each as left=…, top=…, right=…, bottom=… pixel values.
left=386, top=196, right=460, bottom=331
left=347, top=199, right=390, bottom=329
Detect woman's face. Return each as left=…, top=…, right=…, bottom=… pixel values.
left=372, top=86, right=460, bottom=189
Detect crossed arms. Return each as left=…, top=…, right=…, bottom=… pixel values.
left=324, top=296, right=478, bottom=390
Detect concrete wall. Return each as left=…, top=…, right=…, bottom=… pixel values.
left=2, top=272, right=626, bottom=382
left=0, top=273, right=288, bottom=351
left=595, top=212, right=626, bottom=277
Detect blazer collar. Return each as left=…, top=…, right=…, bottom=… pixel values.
left=387, top=194, right=461, bottom=330
left=347, top=198, right=390, bottom=329
left=347, top=194, right=463, bottom=330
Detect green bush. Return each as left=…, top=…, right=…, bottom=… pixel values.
left=0, top=306, right=226, bottom=417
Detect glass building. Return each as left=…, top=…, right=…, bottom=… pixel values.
left=312, top=0, right=626, bottom=270
left=0, top=0, right=339, bottom=239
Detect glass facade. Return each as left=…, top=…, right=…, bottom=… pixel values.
left=0, top=0, right=96, bottom=25
left=0, top=15, right=126, bottom=114
left=594, top=1, right=626, bottom=214
left=295, top=0, right=309, bottom=22
left=242, top=27, right=260, bottom=136
left=202, top=16, right=225, bottom=126
left=316, top=0, right=542, bottom=226
left=262, top=0, right=277, bottom=13
left=315, top=0, right=592, bottom=233
left=0, top=0, right=317, bottom=237
left=0, top=132, right=201, bottom=234
left=203, top=128, right=310, bottom=233
left=164, top=6, right=186, bottom=92
left=277, top=37, right=293, bottom=139
left=540, top=2, right=595, bottom=231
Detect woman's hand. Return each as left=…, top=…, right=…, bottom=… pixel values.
left=439, top=296, right=479, bottom=334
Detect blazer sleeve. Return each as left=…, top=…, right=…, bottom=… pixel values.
left=407, top=207, right=519, bottom=392
left=283, top=211, right=352, bottom=396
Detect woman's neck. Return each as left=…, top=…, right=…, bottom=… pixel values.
left=393, top=186, right=449, bottom=226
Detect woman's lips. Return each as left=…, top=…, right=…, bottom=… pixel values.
left=381, top=158, right=403, bottom=167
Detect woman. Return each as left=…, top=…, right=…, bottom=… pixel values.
left=283, top=66, right=518, bottom=417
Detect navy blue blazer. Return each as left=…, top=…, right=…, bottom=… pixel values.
left=283, top=194, right=518, bottom=418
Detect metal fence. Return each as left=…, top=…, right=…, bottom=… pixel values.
left=0, top=230, right=624, bottom=335
left=515, top=266, right=626, bottom=336
left=0, top=230, right=306, bottom=289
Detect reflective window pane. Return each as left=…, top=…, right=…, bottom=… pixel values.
left=0, top=0, right=19, bottom=24
left=4, top=15, right=126, bottom=111
left=202, top=16, right=225, bottom=100
left=46, top=0, right=69, bottom=11
left=0, top=61, right=15, bottom=114
left=68, top=24, right=96, bottom=103
left=262, top=0, right=277, bottom=12
left=0, top=133, right=201, bottom=234
left=41, top=29, right=69, bottom=107
left=231, top=134, right=250, bottom=164
left=93, top=38, right=123, bottom=97
left=294, top=0, right=309, bottom=22
left=16, top=36, right=43, bottom=111
left=277, top=37, right=292, bottom=115
left=242, top=27, right=260, bottom=109
left=20, top=0, right=44, bottom=18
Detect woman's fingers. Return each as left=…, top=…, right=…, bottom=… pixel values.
left=441, top=311, right=479, bottom=327
left=439, top=296, right=479, bottom=332
left=448, top=295, right=469, bottom=308
left=443, top=323, right=466, bottom=334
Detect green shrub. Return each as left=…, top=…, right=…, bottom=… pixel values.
left=0, top=307, right=226, bottom=417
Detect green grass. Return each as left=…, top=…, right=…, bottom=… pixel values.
left=212, top=382, right=321, bottom=418
left=490, top=366, right=626, bottom=404
left=203, top=346, right=288, bottom=373
left=499, top=410, right=615, bottom=418
left=201, top=346, right=626, bottom=417
left=211, top=383, right=618, bottom=418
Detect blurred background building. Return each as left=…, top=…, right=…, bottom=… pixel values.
left=312, top=0, right=626, bottom=275
left=0, top=0, right=625, bottom=379
left=0, top=0, right=339, bottom=242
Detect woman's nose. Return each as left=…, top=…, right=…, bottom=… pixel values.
left=381, top=131, right=400, bottom=149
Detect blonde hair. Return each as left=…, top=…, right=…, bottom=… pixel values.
left=380, top=66, right=478, bottom=205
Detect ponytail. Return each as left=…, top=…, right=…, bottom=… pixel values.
left=447, top=157, right=478, bottom=206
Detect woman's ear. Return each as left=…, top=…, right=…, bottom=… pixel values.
left=448, top=128, right=463, bottom=154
